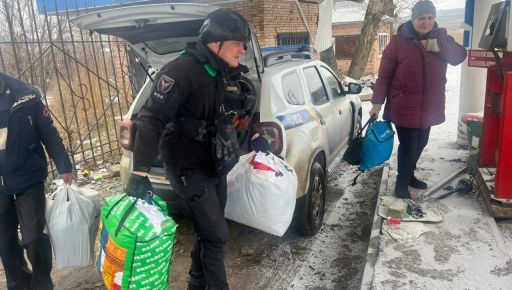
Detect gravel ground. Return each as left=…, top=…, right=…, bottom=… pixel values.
left=0, top=159, right=382, bottom=290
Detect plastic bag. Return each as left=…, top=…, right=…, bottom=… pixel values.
left=45, top=184, right=100, bottom=269
left=97, top=194, right=177, bottom=290
left=226, top=151, right=298, bottom=236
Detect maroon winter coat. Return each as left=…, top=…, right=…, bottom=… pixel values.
left=372, top=22, right=467, bottom=128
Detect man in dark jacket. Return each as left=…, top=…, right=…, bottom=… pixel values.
left=0, top=72, right=73, bottom=290
left=369, top=0, right=467, bottom=199
left=125, top=8, right=265, bottom=290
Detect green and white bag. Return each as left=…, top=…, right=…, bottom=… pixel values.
left=96, top=194, right=177, bottom=290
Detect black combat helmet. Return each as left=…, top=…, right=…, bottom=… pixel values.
left=199, top=8, right=251, bottom=44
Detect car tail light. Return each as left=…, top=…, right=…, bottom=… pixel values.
left=252, top=121, right=284, bottom=155
left=119, top=119, right=134, bottom=151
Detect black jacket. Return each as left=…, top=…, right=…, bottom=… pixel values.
left=133, top=43, right=242, bottom=173
left=0, top=72, right=72, bottom=195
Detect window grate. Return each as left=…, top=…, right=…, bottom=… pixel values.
left=378, top=33, right=390, bottom=57
left=277, top=32, right=310, bottom=46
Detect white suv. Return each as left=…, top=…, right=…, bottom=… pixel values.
left=256, top=52, right=362, bottom=234
left=72, top=3, right=362, bottom=235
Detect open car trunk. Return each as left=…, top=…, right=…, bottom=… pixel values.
left=70, top=3, right=263, bottom=198
left=70, top=3, right=263, bottom=73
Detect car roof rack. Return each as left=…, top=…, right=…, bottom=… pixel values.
left=263, top=51, right=313, bottom=67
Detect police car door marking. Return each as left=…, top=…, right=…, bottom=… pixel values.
left=157, top=75, right=175, bottom=94
left=276, top=108, right=324, bottom=130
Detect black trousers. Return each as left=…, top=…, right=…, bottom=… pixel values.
left=395, top=126, right=431, bottom=186
left=0, top=182, right=53, bottom=290
left=167, top=167, right=229, bottom=290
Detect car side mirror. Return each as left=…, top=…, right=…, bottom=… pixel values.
left=347, top=82, right=362, bottom=94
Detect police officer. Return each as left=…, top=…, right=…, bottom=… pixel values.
left=0, top=72, right=73, bottom=290
left=125, top=9, right=267, bottom=290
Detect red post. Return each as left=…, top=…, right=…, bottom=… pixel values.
left=495, top=73, right=512, bottom=199
left=480, top=67, right=503, bottom=167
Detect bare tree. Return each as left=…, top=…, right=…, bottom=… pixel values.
left=393, top=0, right=417, bottom=25
left=347, top=0, right=395, bottom=79
left=0, top=0, right=136, bottom=167
left=346, top=0, right=419, bottom=79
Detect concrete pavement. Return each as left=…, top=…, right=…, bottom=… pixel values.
left=360, top=139, right=512, bottom=290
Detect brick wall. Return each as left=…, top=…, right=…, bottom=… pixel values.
left=224, top=0, right=319, bottom=48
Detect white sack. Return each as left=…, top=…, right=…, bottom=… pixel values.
left=226, top=152, right=298, bottom=236
left=46, top=184, right=100, bottom=269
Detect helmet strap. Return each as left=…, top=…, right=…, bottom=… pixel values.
left=216, top=41, right=225, bottom=55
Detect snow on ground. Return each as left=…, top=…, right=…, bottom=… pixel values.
left=364, top=64, right=512, bottom=290
left=287, top=167, right=381, bottom=290
left=285, top=63, right=469, bottom=290
left=333, top=0, right=367, bottom=24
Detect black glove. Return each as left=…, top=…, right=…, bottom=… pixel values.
left=252, top=136, right=271, bottom=153
left=125, top=173, right=153, bottom=199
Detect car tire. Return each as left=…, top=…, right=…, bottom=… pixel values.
left=295, top=161, right=326, bottom=236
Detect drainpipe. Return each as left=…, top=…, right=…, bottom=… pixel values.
left=293, top=0, right=316, bottom=50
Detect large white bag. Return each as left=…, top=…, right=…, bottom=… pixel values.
left=46, top=184, right=100, bottom=269
left=226, top=152, right=298, bottom=236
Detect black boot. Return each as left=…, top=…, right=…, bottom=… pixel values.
left=187, top=271, right=207, bottom=290
left=409, top=176, right=427, bottom=189
left=395, top=176, right=411, bottom=199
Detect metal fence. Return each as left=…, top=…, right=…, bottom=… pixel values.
left=0, top=0, right=139, bottom=173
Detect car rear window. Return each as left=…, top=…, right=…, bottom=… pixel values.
left=281, top=72, right=305, bottom=105
left=145, top=37, right=198, bottom=54
left=303, top=66, right=329, bottom=106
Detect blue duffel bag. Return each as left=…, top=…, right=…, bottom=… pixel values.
left=351, top=117, right=395, bottom=185
left=360, top=119, right=394, bottom=171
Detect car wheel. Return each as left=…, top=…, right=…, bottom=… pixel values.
left=296, top=161, right=326, bottom=236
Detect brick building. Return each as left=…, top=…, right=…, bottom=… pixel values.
left=332, top=0, right=393, bottom=75
left=210, top=0, right=322, bottom=49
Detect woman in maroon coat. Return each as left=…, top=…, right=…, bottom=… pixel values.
left=369, top=0, right=467, bottom=199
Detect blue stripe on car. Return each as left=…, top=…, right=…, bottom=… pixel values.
left=276, top=108, right=324, bottom=130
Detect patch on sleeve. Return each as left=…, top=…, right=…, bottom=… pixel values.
left=156, top=75, right=175, bottom=94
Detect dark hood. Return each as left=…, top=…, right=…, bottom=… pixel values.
left=0, top=72, right=39, bottom=100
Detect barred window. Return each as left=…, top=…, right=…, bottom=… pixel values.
left=378, top=33, right=390, bottom=57
left=277, top=32, right=310, bottom=46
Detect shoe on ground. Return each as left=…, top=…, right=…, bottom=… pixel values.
left=395, top=183, right=411, bottom=199
left=409, top=176, right=427, bottom=189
